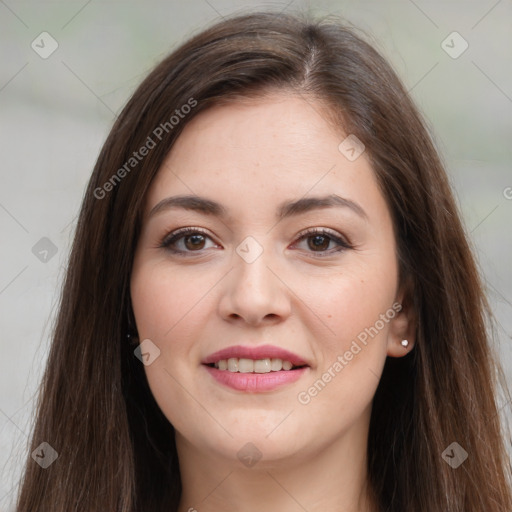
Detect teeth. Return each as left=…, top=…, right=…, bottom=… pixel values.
left=227, top=358, right=238, bottom=372
left=214, top=357, right=297, bottom=373
left=271, top=358, right=282, bottom=371
left=282, top=360, right=293, bottom=370
left=254, top=359, right=271, bottom=373
left=238, top=358, right=254, bottom=373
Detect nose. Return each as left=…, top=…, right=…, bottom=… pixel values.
left=217, top=245, right=292, bottom=327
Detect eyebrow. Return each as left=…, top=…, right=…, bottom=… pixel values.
left=148, top=193, right=367, bottom=221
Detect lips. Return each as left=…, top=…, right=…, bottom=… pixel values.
left=202, top=344, right=310, bottom=392
left=202, top=344, right=308, bottom=367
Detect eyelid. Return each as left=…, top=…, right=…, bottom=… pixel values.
left=294, top=226, right=351, bottom=245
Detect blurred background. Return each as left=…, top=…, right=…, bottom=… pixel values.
left=0, top=0, right=511, bottom=509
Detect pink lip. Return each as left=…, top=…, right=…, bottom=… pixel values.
left=202, top=344, right=310, bottom=393
left=202, top=344, right=308, bottom=366
left=203, top=365, right=308, bottom=392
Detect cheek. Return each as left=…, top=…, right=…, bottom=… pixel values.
left=296, top=254, right=398, bottom=351
left=297, top=256, right=398, bottom=411
left=130, top=259, right=215, bottom=341
left=130, top=260, right=214, bottom=433
left=294, top=274, right=396, bottom=423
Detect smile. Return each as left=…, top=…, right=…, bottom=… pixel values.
left=202, top=345, right=310, bottom=392
left=210, top=357, right=304, bottom=373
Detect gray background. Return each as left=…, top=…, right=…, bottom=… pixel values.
left=1, top=0, right=511, bottom=509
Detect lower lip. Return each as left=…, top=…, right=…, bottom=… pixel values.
left=203, top=365, right=308, bottom=392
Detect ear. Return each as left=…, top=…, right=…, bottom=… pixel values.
left=387, top=276, right=416, bottom=358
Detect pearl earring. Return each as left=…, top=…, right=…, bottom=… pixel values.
left=401, top=339, right=409, bottom=348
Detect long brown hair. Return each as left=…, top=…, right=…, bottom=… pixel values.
left=16, top=11, right=512, bottom=512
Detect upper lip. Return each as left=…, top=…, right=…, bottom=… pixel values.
left=202, top=344, right=309, bottom=366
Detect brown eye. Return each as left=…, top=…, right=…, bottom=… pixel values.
left=184, top=233, right=206, bottom=250
left=307, top=234, right=330, bottom=251
left=293, top=228, right=352, bottom=257
left=160, top=228, right=218, bottom=255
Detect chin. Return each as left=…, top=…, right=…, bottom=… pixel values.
left=185, top=419, right=309, bottom=466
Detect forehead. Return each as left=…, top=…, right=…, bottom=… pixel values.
left=168, top=93, right=344, bottom=166
left=143, top=93, right=383, bottom=223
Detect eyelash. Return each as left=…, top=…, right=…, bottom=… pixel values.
left=159, top=227, right=353, bottom=258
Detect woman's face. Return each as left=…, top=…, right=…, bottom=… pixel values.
left=130, top=93, right=413, bottom=466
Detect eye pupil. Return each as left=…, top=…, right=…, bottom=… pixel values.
left=185, top=234, right=205, bottom=250
left=309, top=235, right=329, bottom=251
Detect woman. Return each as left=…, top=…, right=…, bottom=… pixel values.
left=16, top=10, right=512, bottom=512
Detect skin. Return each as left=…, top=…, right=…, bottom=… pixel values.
left=130, top=92, right=415, bottom=512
